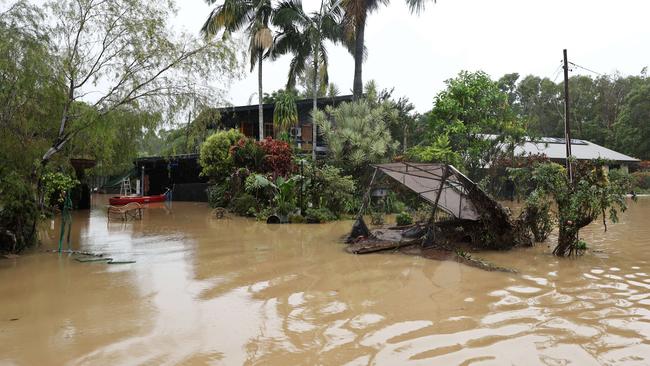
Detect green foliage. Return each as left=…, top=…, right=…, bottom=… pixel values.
left=245, top=174, right=299, bottom=215
left=632, top=171, right=650, bottom=192
left=0, top=171, right=39, bottom=253
left=614, top=82, right=650, bottom=160
left=415, top=70, right=525, bottom=179
left=271, top=0, right=345, bottom=93
left=231, top=193, right=259, bottom=217
left=396, top=211, right=414, bottom=226
left=575, top=240, right=588, bottom=251
left=315, top=100, right=399, bottom=171
left=510, top=161, right=634, bottom=256
left=370, top=211, right=385, bottom=225
left=407, top=134, right=463, bottom=168
left=41, top=172, right=79, bottom=208
left=207, top=182, right=232, bottom=208
left=288, top=213, right=306, bottom=223
left=305, top=207, right=337, bottom=223
left=308, top=164, right=356, bottom=216
left=272, top=90, right=298, bottom=137
left=199, top=129, right=244, bottom=179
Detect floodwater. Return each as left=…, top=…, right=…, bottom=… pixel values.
left=1, top=195, right=650, bottom=365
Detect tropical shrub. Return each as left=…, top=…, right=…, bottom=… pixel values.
left=230, top=137, right=265, bottom=172
left=199, top=129, right=244, bottom=179
left=245, top=174, right=298, bottom=216
left=259, top=137, right=293, bottom=177
left=396, top=211, right=413, bottom=226
left=309, top=165, right=356, bottom=216
left=231, top=193, right=258, bottom=216
left=305, top=207, right=337, bottom=223
left=206, top=181, right=232, bottom=208
left=315, top=100, right=399, bottom=172
left=632, top=171, right=650, bottom=191
left=272, top=90, right=298, bottom=139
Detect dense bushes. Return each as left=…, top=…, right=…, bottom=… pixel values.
left=0, top=172, right=39, bottom=253
left=632, top=171, right=650, bottom=192
left=199, top=129, right=244, bottom=179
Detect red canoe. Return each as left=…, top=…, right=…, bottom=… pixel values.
left=109, top=191, right=169, bottom=206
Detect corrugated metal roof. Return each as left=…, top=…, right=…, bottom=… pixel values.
left=515, top=139, right=639, bottom=162
left=480, top=134, right=640, bottom=163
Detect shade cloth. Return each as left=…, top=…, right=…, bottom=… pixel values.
left=373, top=162, right=480, bottom=221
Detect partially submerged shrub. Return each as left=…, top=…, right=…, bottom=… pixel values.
left=288, top=213, right=306, bottom=224
left=370, top=211, right=385, bottom=225
left=305, top=207, right=337, bottom=223
left=309, top=164, right=356, bottom=216
left=207, top=182, right=232, bottom=208
left=231, top=193, right=258, bottom=217
left=396, top=211, right=413, bottom=226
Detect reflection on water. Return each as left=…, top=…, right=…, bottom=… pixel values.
left=1, top=195, right=650, bottom=365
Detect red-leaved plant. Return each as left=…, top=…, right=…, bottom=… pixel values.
left=259, top=137, right=293, bottom=177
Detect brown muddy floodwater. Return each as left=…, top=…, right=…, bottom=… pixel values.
left=1, top=195, right=650, bottom=365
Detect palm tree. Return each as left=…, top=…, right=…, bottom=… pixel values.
left=342, top=0, right=435, bottom=100
left=202, top=0, right=273, bottom=141
left=272, top=0, right=345, bottom=160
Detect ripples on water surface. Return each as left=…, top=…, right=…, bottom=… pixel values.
left=1, top=195, right=650, bottom=365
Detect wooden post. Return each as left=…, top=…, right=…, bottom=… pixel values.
left=424, top=165, right=450, bottom=247
left=563, top=49, right=573, bottom=183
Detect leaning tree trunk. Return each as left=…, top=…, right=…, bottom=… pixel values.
left=258, top=50, right=264, bottom=141
left=553, top=216, right=593, bottom=257
left=352, top=18, right=365, bottom=100
left=554, top=224, right=579, bottom=257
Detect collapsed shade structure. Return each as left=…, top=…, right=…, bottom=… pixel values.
left=373, top=162, right=481, bottom=220
left=350, top=162, right=532, bottom=250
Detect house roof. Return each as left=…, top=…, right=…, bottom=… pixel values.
left=515, top=138, right=640, bottom=163
left=482, top=134, right=640, bottom=163
left=217, top=94, right=353, bottom=114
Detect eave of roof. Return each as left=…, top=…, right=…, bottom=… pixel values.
left=216, top=94, right=353, bottom=114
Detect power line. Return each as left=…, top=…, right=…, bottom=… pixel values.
left=568, top=61, right=603, bottom=76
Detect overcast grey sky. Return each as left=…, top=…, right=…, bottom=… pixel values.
left=175, top=0, right=649, bottom=112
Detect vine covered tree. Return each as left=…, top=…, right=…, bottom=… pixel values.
left=202, top=0, right=273, bottom=141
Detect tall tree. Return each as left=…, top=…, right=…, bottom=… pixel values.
left=44, top=0, right=238, bottom=167
left=342, top=0, right=434, bottom=99
left=203, top=0, right=273, bottom=141
left=272, top=0, right=345, bottom=160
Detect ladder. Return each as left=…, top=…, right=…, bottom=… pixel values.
left=120, top=177, right=132, bottom=196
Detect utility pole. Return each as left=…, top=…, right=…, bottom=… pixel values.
left=563, top=49, right=573, bottom=183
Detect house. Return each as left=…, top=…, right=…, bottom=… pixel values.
left=134, top=153, right=208, bottom=202
left=130, top=95, right=352, bottom=202
left=215, top=95, right=353, bottom=152
left=512, top=137, right=640, bottom=172
left=482, top=134, right=640, bottom=172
